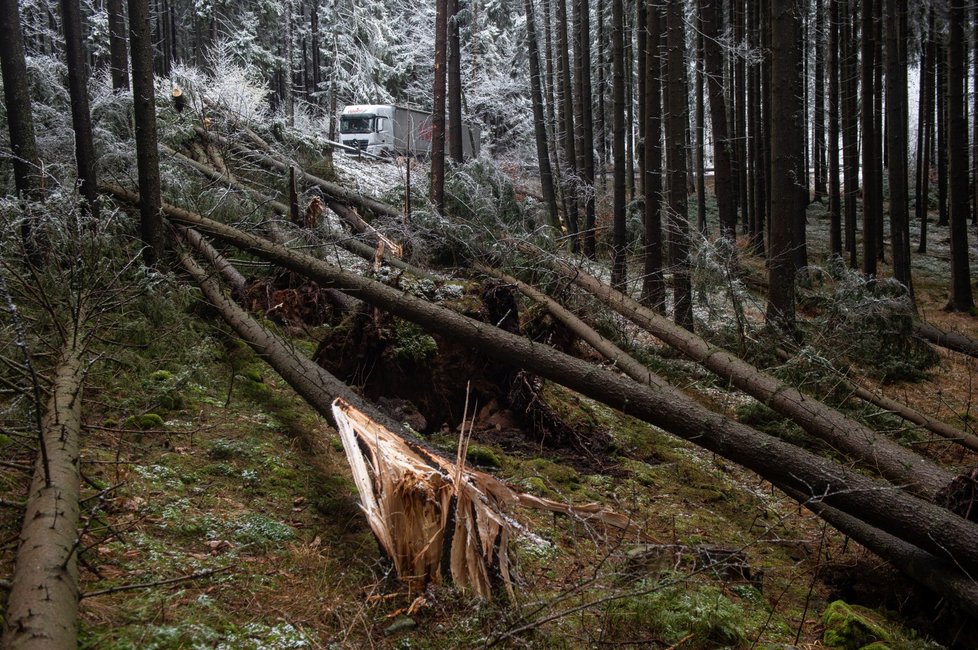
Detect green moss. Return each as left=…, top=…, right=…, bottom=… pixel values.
left=242, top=368, right=263, bottom=383
left=207, top=438, right=252, bottom=461
left=822, top=600, right=893, bottom=649
left=466, top=444, right=502, bottom=469
left=125, top=413, right=165, bottom=430
left=522, top=476, right=548, bottom=496
left=149, top=370, right=173, bottom=382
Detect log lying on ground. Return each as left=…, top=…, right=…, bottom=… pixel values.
left=174, top=226, right=247, bottom=299
left=518, top=247, right=952, bottom=498
left=194, top=127, right=402, bottom=220
left=914, top=321, right=978, bottom=360
left=178, top=247, right=629, bottom=598
left=774, top=348, right=978, bottom=452
left=134, top=195, right=978, bottom=581
left=2, top=344, right=85, bottom=649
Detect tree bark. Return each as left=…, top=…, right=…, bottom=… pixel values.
left=664, top=0, right=693, bottom=329
left=447, top=0, right=463, bottom=164
left=1, top=346, right=85, bottom=650
left=860, top=0, right=879, bottom=277
left=61, top=0, right=99, bottom=220
left=575, top=0, right=597, bottom=258
left=610, top=0, right=626, bottom=289
left=812, top=0, right=826, bottom=203
left=128, top=0, right=163, bottom=266
left=107, top=0, right=129, bottom=90
left=430, top=0, right=448, bottom=212
left=641, top=2, right=665, bottom=311
left=698, top=0, right=737, bottom=239
left=840, top=0, right=858, bottom=267
left=134, top=196, right=978, bottom=586
left=917, top=12, right=934, bottom=254
left=556, top=0, right=580, bottom=248
left=945, top=0, right=974, bottom=312
left=884, top=0, right=911, bottom=300
left=766, top=0, right=802, bottom=332
left=914, top=322, right=978, bottom=360
left=524, top=0, right=562, bottom=231
left=827, top=0, right=841, bottom=257
left=0, top=0, right=42, bottom=203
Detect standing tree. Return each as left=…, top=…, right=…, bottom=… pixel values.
left=840, top=0, right=858, bottom=266
left=1, top=0, right=44, bottom=260
left=524, top=0, right=561, bottom=230
left=860, top=0, right=879, bottom=277
left=60, top=0, right=99, bottom=220
left=447, top=0, right=463, bottom=163
left=884, top=0, right=911, bottom=300
left=642, top=1, right=665, bottom=311
left=128, top=0, right=163, bottom=265
left=575, top=0, right=597, bottom=258
left=610, top=0, right=626, bottom=289
left=107, top=0, right=129, bottom=90
left=766, top=0, right=803, bottom=333
left=556, top=0, right=580, bottom=248
left=827, top=0, right=841, bottom=257
left=915, top=10, right=933, bottom=253
left=430, top=0, right=449, bottom=213
left=936, top=36, right=948, bottom=227
left=945, top=0, right=974, bottom=311
left=665, top=0, right=692, bottom=329
left=698, top=0, right=737, bottom=239
left=812, top=0, right=826, bottom=203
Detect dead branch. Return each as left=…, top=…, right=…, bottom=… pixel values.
left=80, top=566, right=231, bottom=599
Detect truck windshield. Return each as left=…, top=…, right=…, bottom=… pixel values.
left=340, top=115, right=375, bottom=134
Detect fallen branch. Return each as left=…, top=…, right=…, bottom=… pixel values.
left=81, top=566, right=231, bottom=599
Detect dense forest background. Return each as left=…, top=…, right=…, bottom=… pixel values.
left=3, top=0, right=978, bottom=647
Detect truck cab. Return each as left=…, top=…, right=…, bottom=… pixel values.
left=338, top=104, right=396, bottom=156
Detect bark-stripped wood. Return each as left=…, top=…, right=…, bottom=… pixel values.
left=523, top=249, right=953, bottom=498
left=2, top=346, right=85, bottom=649
left=101, top=190, right=978, bottom=584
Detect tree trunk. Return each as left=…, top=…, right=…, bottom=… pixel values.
left=137, top=198, right=978, bottom=588
left=525, top=250, right=953, bottom=498
left=827, top=0, right=841, bottom=256
left=430, top=0, right=448, bottom=212
left=665, top=0, right=693, bottom=329
left=937, top=37, right=948, bottom=227
left=128, top=0, right=163, bottom=266
left=447, top=0, right=463, bottom=163
left=841, top=0, right=859, bottom=267
left=556, top=0, right=580, bottom=248
left=60, top=0, right=99, bottom=221
left=1, top=346, right=85, bottom=650
left=694, top=22, right=706, bottom=235
left=0, top=0, right=42, bottom=204
left=917, top=12, right=934, bottom=254
left=946, top=0, right=974, bottom=312
left=747, top=0, right=765, bottom=255
left=884, top=0, right=911, bottom=300
left=524, top=0, right=562, bottom=231
left=610, top=0, right=627, bottom=289
left=642, top=1, right=664, bottom=310
left=698, top=0, right=737, bottom=239
left=107, top=0, right=129, bottom=90
left=860, top=0, right=879, bottom=276
left=813, top=0, right=826, bottom=203
left=576, top=0, right=597, bottom=258
left=914, top=322, right=978, bottom=360
left=766, top=0, right=802, bottom=332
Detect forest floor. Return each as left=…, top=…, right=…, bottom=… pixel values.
left=3, top=151, right=978, bottom=649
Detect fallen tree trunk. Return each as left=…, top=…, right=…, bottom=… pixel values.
left=519, top=248, right=952, bottom=498
left=178, top=248, right=629, bottom=598
left=174, top=226, right=247, bottom=300
left=914, top=322, right=978, bottom=360
left=131, top=195, right=978, bottom=581
left=2, top=345, right=85, bottom=649
left=774, top=348, right=978, bottom=452
left=194, top=127, right=403, bottom=220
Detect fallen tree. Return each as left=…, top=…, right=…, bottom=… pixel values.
left=194, top=127, right=403, bottom=220
left=177, top=246, right=629, bottom=598
left=914, top=321, right=978, bottom=360
left=2, top=339, right=86, bottom=649
left=107, top=191, right=978, bottom=583
left=516, top=247, right=953, bottom=498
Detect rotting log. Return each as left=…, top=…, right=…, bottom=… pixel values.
left=193, top=127, right=402, bottom=220
left=518, top=247, right=953, bottom=498
left=114, top=193, right=978, bottom=581
left=914, top=321, right=978, bottom=360
left=178, top=248, right=630, bottom=598
left=2, top=345, right=85, bottom=649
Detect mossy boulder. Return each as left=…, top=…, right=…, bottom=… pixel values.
left=822, top=600, right=894, bottom=650
left=466, top=444, right=502, bottom=468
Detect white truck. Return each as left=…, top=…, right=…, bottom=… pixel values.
left=338, top=104, right=480, bottom=159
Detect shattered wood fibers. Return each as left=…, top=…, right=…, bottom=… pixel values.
left=330, top=398, right=631, bottom=599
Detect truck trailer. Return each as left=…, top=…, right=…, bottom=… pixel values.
left=338, top=104, right=480, bottom=159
